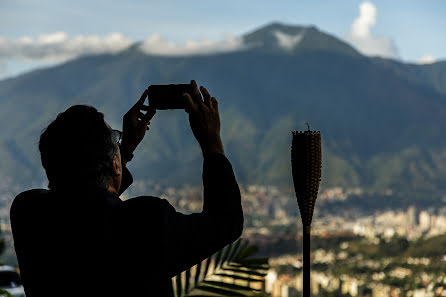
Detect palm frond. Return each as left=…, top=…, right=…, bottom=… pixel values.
left=173, top=238, right=269, bottom=297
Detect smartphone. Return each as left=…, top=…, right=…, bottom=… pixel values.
left=147, top=84, right=193, bottom=110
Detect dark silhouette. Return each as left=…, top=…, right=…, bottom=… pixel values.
left=291, top=129, right=322, bottom=297
left=10, top=80, right=243, bottom=297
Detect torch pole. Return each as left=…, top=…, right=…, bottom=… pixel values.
left=303, top=225, right=311, bottom=297
left=291, top=127, right=321, bottom=297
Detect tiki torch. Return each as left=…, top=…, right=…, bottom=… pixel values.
left=291, top=124, right=322, bottom=297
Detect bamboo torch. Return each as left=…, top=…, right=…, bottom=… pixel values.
left=291, top=124, right=322, bottom=297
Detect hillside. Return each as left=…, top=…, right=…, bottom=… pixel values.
left=1, top=22, right=446, bottom=198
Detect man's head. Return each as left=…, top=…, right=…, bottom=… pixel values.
left=39, top=105, right=122, bottom=192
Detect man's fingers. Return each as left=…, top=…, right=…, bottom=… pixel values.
left=133, top=89, right=149, bottom=109
left=141, top=108, right=156, bottom=124
left=200, top=86, right=212, bottom=108
left=190, top=80, right=203, bottom=106
left=141, top=108, right=156, bottom=121
left=146, top=107, right=156, bottom=119
left=137, top=111, right=145, bottom=119
left=183, top=93, right=197, bottom=113
left=211, top=97, right=219, bottom=112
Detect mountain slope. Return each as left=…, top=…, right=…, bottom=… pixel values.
left=1, top=23, right=446, bottom=196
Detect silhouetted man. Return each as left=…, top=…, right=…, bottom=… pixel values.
left=10, top=80, right=243, bottom=297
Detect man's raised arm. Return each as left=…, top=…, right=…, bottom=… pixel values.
left=164, top=81, right=243, bottom=276
left=118, top=88, right=156, bottom=195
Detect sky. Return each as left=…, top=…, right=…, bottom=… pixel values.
left=1, top=0, right=445, bottom=80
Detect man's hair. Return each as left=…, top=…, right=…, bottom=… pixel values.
left=39, top=105, right=118, bottom=190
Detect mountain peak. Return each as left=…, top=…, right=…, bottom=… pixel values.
left=243, top=22, right=360, bottom=56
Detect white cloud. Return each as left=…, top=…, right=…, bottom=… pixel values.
left=0, top=31, right=245, bottom=63
left=0, top=32, right=133, bottom=63
left=351, top=2, right=377, bottom=38
left=0, top=31, right=248, bottom=79
left=417, top=54, right=437, bottom=65
left=344, top=1, right=398, bottom=58
left=138, top=34, right=245, bottom=56
left=274, top=31, right=304, bottom=50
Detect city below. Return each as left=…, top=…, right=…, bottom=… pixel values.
left=1, top=180, right=446, bottom=297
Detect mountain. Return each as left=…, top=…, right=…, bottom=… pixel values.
left=1, top=22, right=446, bottom=199
left=243, top=22, right=360, bottom=57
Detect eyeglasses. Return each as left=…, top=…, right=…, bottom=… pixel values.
left=112, top=129, right=122, bottom=145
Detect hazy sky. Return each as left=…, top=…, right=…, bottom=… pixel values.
left=1, top=0, right=445, bottom=79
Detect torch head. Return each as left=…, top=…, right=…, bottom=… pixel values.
left=291, top=130, right=322, bottom=226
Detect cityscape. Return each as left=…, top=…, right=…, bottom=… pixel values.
left=130, top=182, right=446, bottom=297
left=1, top=177, right=444, bottom=296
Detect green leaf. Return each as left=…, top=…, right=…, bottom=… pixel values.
left=228, top=238, right=242, bottom=262
left=219, top=242, right=233, bottom=268
left=185, top=267, right=191, bottom=293
left=213, top=249, right=223, bottom=272
left=194, top=260, right=202, bottom=287
left=234, top=245, right=259, bottom=261
left=177, top=238, right=269, bottom=297
left=233, top=241, right=250, bottom=261
left=196, top=284, right=250, bottom=296
left=233, top=258, right=269, bottom=266
left=221, top=268, right=268, bottom=277
left=229, top=263, right=269, bottom=271
left=215, top=273, right=263, bottom=282
left=203, top=280, right=263, bottom=292
left=176, top=273, right=183, bottom=297
left=186, top=295, right=221, bottom=297
left=203, top=256, right=212, bottom=279
left=186, top=294, right=225, bottom=297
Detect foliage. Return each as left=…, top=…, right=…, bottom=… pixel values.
left=0, top=289, right=13, bottom=297
left=173, top=238, right=269, bottom=297
left=256, top=233, right=360, bottom=257
left=346, top=236, right=410, bottom=259
left=342, top=233, right=446, bottom=260
left=405, top=233, right=446, bottom=258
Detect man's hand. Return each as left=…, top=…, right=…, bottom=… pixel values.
left=121, top=88, right=156, bottom=153
left=183, top=80, right=224, bottom=155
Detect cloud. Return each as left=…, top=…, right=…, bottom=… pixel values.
left=138, top=34, right=245, bottom=56
left=274, top=31, right=304, bottom=50
left=417, top=55, right=437, bottom=65
left=0, top=31, right=246, bottom=63
left=0, top=31, right=247, bottom=79
left=351, top=1, right=377, bottom=38
left=0, top=32, right=133, bottom=63
left=344, top=1, right=398, bottom=58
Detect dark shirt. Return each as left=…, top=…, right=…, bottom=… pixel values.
left=10, top=152, right=243, bottom=297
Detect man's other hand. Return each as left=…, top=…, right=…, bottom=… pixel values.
left=121, top=89, right=156, bottom=153
left=183, top=80, right=224, bottom=155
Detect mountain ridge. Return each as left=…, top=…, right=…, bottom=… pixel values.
left=243, top=22, right=361, bottom=56
left=1, top=23, right=446, bottom=200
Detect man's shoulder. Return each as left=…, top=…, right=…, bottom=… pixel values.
left=122, top=196, right=172, bottom=210
left=119, top=196, right=175, bottom=228
left=11, top=189, right=49, bottom=208
left=14, top=188, right=49, bottom=199
left=10, top=189, right=50, bottom=221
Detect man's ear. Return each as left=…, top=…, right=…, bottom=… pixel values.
left=112, top=154, right=122, bottom=176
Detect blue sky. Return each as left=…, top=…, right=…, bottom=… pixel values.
left=1, top=0, right=445, bottom=79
